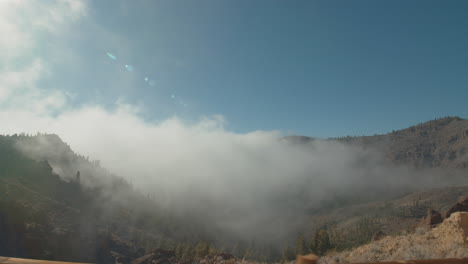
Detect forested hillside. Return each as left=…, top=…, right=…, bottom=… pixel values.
left=0, top=134, right=237, bottom=263
left=335, top=117, right=468, bottom=168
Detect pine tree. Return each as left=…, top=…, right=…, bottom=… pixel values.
left=195, top=241, right=210, bottom=258
left=182, top=244, right=195, bottom=261
left=310, top=230, right=319, bottom=254
left=175, top=243, right=183, bottom=258
left=295, top=233, right=307, bottom=256
left=314, top=229, right=332, bottom=256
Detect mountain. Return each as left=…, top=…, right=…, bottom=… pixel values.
left=283, top=117, right=468, bottom=257
left=1, top=118, right=468, bottom=264
left=337, top=116, right=468, bottom=168
left=286, top=116, right=468, bottom=168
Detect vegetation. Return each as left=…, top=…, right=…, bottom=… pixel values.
left=310, top=229, right=332, bottom=256
left=0, top=134, right=286, bottom=263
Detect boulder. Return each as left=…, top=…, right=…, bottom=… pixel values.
left=425, top=209, right=443, bottom=227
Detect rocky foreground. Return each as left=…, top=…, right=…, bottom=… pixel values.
left=318, top=211, right=468, bottom=263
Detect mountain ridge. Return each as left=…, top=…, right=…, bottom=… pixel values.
left=1, top=117, right=468, bottom=263
left=286, top=117, right=468, bottom=168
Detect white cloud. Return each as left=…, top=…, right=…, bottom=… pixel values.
left=0, top=0, right=87, bottom=114
left=0, top=0, right=87, bottom=61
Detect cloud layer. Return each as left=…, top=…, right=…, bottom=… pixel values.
left=1, top=101, right=455, bottom=242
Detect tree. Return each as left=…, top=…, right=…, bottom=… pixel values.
left=174, top=243, right=183, bottom=258
left=309, top=230, right=319, bottom=254
left=310, top=229, right=331, bottom=256
left=181, top=244, right=194, bottom=261
left=195, top=241, right=210, bottom=258
left=295, top=233, right=307, bottom=256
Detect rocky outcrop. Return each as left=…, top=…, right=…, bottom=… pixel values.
left=425, top=209, right=443, bottom=227
left=318, top=212, right=468, bottom=264
left=445, top=195, right=468, bottom=218
left=417, top=195, right=468, bottom=230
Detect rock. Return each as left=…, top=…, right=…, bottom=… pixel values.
left=444, top=195, right=468, bottom=218
left=425, top=209, right=443, bottom=227
left=318, top=211, right=468, bottom=264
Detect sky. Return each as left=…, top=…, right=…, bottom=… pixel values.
left=1, top=0, right=468, bottom=138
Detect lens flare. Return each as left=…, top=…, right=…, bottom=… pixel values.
left=106, top=52, right=117, bottom=60
left=125, top=64, right=134, bottom=72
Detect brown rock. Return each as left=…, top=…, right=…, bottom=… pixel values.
left=425, top=209, right=443, bottom=227
left=319, top=212, right=468, bottom=263
left=444, top=195, right=468, bottom=218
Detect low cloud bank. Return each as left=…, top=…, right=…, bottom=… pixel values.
left=4, top=104, right=465, bottom=243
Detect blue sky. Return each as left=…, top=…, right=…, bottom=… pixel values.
left=3, top=0, right=468, bottom=138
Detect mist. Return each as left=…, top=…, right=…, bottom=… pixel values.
left=4, top=103, right=467, bottom=245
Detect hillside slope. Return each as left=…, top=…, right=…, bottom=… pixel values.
left=1, top=117, right=468, bottom=263
left=287, top=117, right=468, bottom=168
left=0, top=134, right=219, bottom=263
left=336, top=117, right=468, bottom=168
